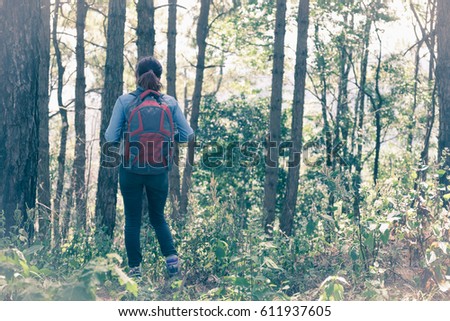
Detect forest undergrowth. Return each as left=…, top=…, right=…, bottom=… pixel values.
left=1, top=97, right=449, bottom=301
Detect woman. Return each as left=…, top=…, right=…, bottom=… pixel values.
left=105, top=56, right=194, bottom=278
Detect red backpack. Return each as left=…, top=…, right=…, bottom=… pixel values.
left=123, top=89, right=174, bottom=174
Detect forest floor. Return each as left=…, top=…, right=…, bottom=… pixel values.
left=94, top=242, right=450, bottom=301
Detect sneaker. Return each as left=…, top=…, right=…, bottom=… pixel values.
left=128, top=266, right=142, bottom=279
left=166, top=255, right=180, bottom=277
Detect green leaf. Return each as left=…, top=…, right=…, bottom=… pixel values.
left=380, top=228, right=390, bottom=245
left=365, top=233, right=375, bottom=252
left=215, top=240, right=228, bottom=259
left=126, top=280, right=139, bottom=297
left=333, top=283, right=344, bottom=300
left=234, top=277, right=250, bottom=287
left=306, top=220, right=316, bottom=235
left=350, top=248, right=359, bottom=261
left=325, top=283, right=334, bottom=299
left=443, top=193, right=450, bottom=201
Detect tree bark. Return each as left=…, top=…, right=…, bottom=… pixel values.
left=51, top=0, right=67, bottom=247
left=137, top=0, right=155, bottom=60
left=37, top=0, right=51, bottom=237
left=95, top=0, right=126, bottom=238
left=334, top=5, right=353, bottom=169
left=372, top=30, right=383, bottom=185
left=0, top=0, right=41, bottom=233
left=280, top=0, right=309, bottom=236
left=167, top=0, right=181, bottom=220
left=73, top=0, right=88, bottom=230
left=352, top=12, right=372, bottom=223
left=180, top=0, right=211, bottom=216
left=437, top=0, right=450, bottom=187
left=263, top=0, right=287, bottom=233
left=421, top=0, right=436, bottom=178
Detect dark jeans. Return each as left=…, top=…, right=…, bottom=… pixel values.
left=119, top=166, right=177, bottom=268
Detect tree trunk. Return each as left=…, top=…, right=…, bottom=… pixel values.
left=167, top=0, right=181, bottom=220
left=351, top=9, right=372, bottom=271
left=0, top=0, right=41, bottom=233
left=95, top=0, right=126, bottom=238
left=437, top=0, right=450, bottom=187
left=334, top=5, right=352, bottom=170
left=263, top=0, right=287, bottom=233
left=313, top=22, right=332, bottom=167
left=137, top=0, right=155, bottom=60
left=280, top=0, right=309, bottom=236
left=352, top=13, right=372, bottom=223
left=180, top=0, right=211, bottom=216
left=37, top=0, right=51, bottom=238
left=51, top=0, right=67, bottom=247
left=372, top=31, right=383, bottom=185
left=420, top=0, right=436, bottom=181
left=407, top=40, right=422, bottom=153
left=73, top=0, right=88, bottom=230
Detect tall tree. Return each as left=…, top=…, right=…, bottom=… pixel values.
left=334, top=1, right=353, bottom=168
left=280, top=0, right=309, bottom=236
left=313, top=22, right=332, bottom=168
left=51, top=0, right=67, bottom=247
left=369, top=28, right=383, bottom=185
left=180, top=0, right=211, bottom=216
left=73, top=0, right=88, bottom=230
left=137, top=0, right=155, bottom=60
left=263, top=0, right=287, bottom=233
left=0, top=0, right=41, bottom=232
left=167, top=0, right=182, bottom=219
left=37, top=0, right=51, bottom=237
left=420, top=0, right=437, bottom=183
left=436, top=0, right=450, bottom=185
left=95, top=0, right=127, bottom=237
left=352, top=6, right=372, bottom=224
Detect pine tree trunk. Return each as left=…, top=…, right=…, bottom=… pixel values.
left=73, top=0, right=88, bottom=230
left=352, top=16, right=371, bottom=223
left=372, top=33, right=383, bottom=185
left=436, top=0, right=450, bottom=183
left=95, top=0, right=126, bottom=238
left=167, top=0, right=181, bottom=220
left=263, top=0, right=287, bottom=233
left=280, top=0, right=309, bottom=236
left=180, top=0, right=211, bottom=216
left=37, top=0, right=51, bottom=238
left=0, top=0, right=41, bottom=233
left=137, top=0, right=155, bottom=60
left=51, top=0, right=67, bottom=247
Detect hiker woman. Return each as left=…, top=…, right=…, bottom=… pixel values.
left=105, top=56, right=194, bottom=278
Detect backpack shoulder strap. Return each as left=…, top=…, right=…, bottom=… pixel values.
left=129, top=89, right=140, bottom=97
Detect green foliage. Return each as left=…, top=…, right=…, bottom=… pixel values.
left=0, top=248, right=137, bottom=300
left=319, top=276, right=349, bottom=301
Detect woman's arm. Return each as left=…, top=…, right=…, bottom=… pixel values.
left=171, top=101, right=194, bottom=143
left=105, top=97, right=126, bottom=142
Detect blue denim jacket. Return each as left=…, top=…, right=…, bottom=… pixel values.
left=105, top=87, right=194, bottom=144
